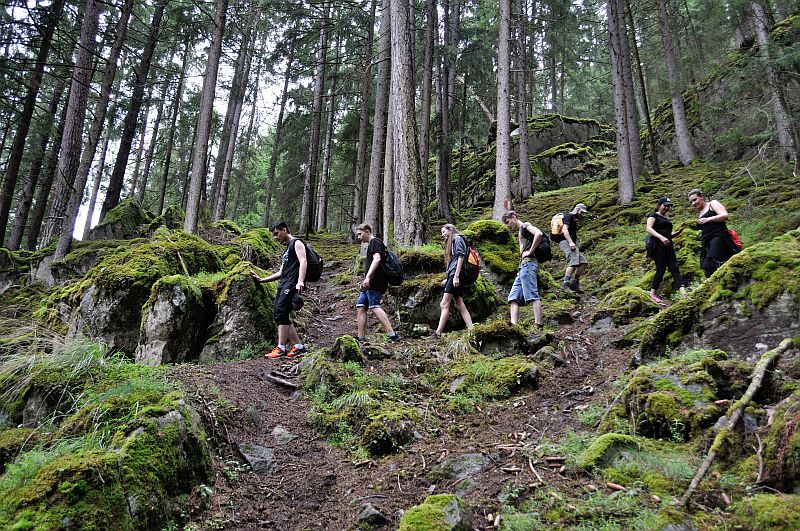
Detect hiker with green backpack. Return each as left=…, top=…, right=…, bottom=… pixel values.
left=435, top=224, right=475, bottom=336
left=502, top=211, right=546, bottom=328
left=251, top=221, right=315, bottom=359
left=551, top=203, right=590, bottom=293
left=354, top=223, right=400, bottom=344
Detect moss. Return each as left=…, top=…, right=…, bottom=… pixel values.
left=399, top=494, right=471, bottom=531
left=211, top=219, right=243, bottom=235
left=733, top=494, right=800, bottom=530
left=576, top=433, right=639, bottom=469
left=761, top=390, right=800, bottom=491
left=92, top=197, right=153, bottom=238
left=361, top=405, right=418, bottom=455
left=470, top=321, right=528, bottom=355
left=147, top=205, right=184, bottom=232
left=593, top=287, right=659, bottom=325
left=443, top=354, right=537, bottom=406
left=461, top=220, right=519, bottom=284
left=329, top=335, right=365, bottom=364
left=0, top=429, right=39, bottom=473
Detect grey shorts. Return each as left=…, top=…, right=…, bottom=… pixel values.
left=559, top=240, right=588, bottom=267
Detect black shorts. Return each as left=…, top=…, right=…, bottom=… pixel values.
left=443, top=275, right=465, bottom=298
left=274, top=285, right=296, bottom=325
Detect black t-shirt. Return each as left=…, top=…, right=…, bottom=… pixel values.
left=280, top=239, right=303, bottom=287
left=364, top=237, right=388, bottom=292
left=647, top=212, right=673, bottom=241
left=562, top=213, right=578, bottom=243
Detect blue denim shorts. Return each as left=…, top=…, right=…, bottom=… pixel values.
left=356, top=289, right=383, bottom=309
left=508, top=260, right=540, bottom=303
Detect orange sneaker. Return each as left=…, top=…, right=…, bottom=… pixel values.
left=287, top=345, right=307, bottom=358
left=265, top=346, right=287, bottom=359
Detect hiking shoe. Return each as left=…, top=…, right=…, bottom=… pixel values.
left=265, top=346, right=287, bottom=359
left=560, top=282, right=574, bottom=293
left=388, top=334, right=401, bottom=343
left=650, top=293, right=666, bottom=305
left=569, top=278, right=585, bottom=294
left=287, top=345, right=307, bottom=358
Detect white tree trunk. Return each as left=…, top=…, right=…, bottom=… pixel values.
left=493, top=0, right=512, bottom=220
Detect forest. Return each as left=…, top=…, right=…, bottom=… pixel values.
left=0, top=0, right=799, bottom=529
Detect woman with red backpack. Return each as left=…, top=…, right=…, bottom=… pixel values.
left=688, top=189, right=739, bottom=277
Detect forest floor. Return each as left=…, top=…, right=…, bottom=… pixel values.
left=174, top=240, right=637, bottom=531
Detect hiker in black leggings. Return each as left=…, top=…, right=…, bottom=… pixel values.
left=645, top=197, right=687, bottom=305
left=688, top=188, right=735, bottom=277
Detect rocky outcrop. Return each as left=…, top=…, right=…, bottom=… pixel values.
left=87, top=198, right=154, bottom=241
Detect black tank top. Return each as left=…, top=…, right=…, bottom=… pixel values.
left=699, top=207, right=727, bottom=242
left=648, top=212, right=673, bottom=241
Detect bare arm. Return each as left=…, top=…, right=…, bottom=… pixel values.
left=562, top=223, right=575, bottom=249
left=698, top=200, right=729, bottom=225
left=646, top=216, right=669, bottom=245
left=251, top=263, right=283, bottom=283
left=363, top=252, right=381, bottom=289
left=294, top=240, right=308, bottom=291
left=522, top=225, right=543, bottom=258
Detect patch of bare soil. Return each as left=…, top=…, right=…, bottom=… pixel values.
left=175, top=253, right=634, bottom=530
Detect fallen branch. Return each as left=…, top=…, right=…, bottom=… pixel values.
left=678, top=338, right=793, bottom=507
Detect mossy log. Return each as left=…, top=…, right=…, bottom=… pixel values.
left=678, top=338, right=794, bottom=507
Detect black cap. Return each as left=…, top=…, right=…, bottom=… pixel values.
left=657, top=197, right=672, bottom=207
left=292, top=293, right=304, bottom=311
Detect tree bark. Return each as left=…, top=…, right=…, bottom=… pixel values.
left=493, top=0, right=512, bottom=220
left=390, top=0, right=423, bottom=246
left=184, top=0, right=229, bottom=233
left=262, top=45, right=294, bottom=228
left=100, top=0, right=168, bottom=222
left=38, top=0, right=101, bottom=251
left=608, top=0, right=635, bottom=204
left=231, top=49, right=263, bottom=221
left=315, top=30, right=340, bottom=231
left=615, top=0, right=643, bottom=179
left=299, top=1, right=331, bottom=235
left=657, top=0, right=696, bottom=166
left=752, top=1, right=799, bottom=163
left=137, top=64, right=174, bottom=204
left=157, top=39, right=190, bottom=216
left=350, top=0, right=376, bottom=239
left=7, top=77, right=66, bottom=250
left=417, top=0, right=436, bottom=215
left=437, top=0, right=458, bottom=223
left=364, top=0, right=391, bottom=233
left=0, top=0, right=65, bottom=245
left=127, top=85, right=152, bottom=199
left=81, top=124, right=111, bottom=238
left=516, top=0, right=532, bottom=198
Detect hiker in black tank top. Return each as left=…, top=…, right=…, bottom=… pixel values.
left=688, top=189, right=734, bottom=277
left=645, top=197, right=687, bottom=304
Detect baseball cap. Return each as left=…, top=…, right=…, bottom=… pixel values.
left=657, top=197, right=672, bottom=206
left=571, top=203, right=589, bottom=214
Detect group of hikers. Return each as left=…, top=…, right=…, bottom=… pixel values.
left=251, top=188, right=739, bottom=357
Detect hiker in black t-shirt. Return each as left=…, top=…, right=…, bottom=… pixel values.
left=435, top=224, right=474, bottom=335
left=688, top=189, right=735, bottom=277
left=557, top=203, right=589, bottom=293
left=355, top=224, right=400, bottom=344
left=645, top=197, right=688, bottom=305
left=250, top=221, right=308, bottom=359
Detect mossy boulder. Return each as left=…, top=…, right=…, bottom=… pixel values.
left=592, top=286, right=660, bottom=325
left=732, top=493, right=800, bottom=530
left=636, top=229, right=800, bottom=363
left=761, top=390, right=800, bottom=492
left=399, top=494, right=472, bottom=531
left=470, top=321, right=527, bottom=356
left=391, top=273, right=498, bottom=331
left=399, top=246, right=445, bottom=277
left=603, top=349, right=732, bottom=441
left=0, top=428, right=39, bottom=473
left=50, top=240, right=129, bottom=285
left=199, top=263, right=277, bottom=363
left=146, top=204, right=184, bottom=232
left=443, top=354, right=538, bottom=407
left=576, top=433, right=639, bottom=469
left=228, top=228, right=281, bottom=270
left=329, top=335, right=365, bottom=364
left=137, top=275, right=214, bottom=365
left=361, top=405, right=418, bottom=455
left=462, top=219, right=518, bottom=285
left=87, top=198, right=154, bottom=241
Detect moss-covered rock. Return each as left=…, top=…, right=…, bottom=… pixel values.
left=146, top=204, right=184, bottom=232
left=732, top=493, right=800, bottom=530
left=576, top=433, right=639, bottom=469
left=592, top=286, right=660, bottom=325
left=0, top=428, right=39, bottom=473
left=462, top=220, right=518, bottom=285
left=442, top=354, right=538, bottom=410
left=399, top=494, right=472, bottom=531
left=470, top=321, right=528, bottom=356
left=228, top=228, right=281, bottom=270
left=761, top=390, right=800, bottom=492
left=329, top=335, right=364, bottom=364
left=87, top=198, right=154, bottom=241
left=361, top=405, right=418, bottom=455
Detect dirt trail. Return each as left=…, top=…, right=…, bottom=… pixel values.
left=177, top=243, right=634, bottom=530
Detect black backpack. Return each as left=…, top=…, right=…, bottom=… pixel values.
left=534, top=236, right=552, bottom=263
left=382, top=250, right=404, bottom=286
left=459, top=235, right=481, bottom=286
left=295, top=239, right=324, bottom=282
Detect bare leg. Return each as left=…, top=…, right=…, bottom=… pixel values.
left=357, top=307, right=368, bottom=338
left=574, top=263, right=587, bottom=276
left=436, top=293, right=454, bottom=334
left=565, top=265, right=576, bottom=278
left=532, top=299, right=542, bottom=325
left=510, top=301, right=520, bottom=325
left=454, top=297, right=474, bottom=329
left=371, top=307, right=395, bottom=335
left=278, top=324, right=290, bottom=346
left=287, top=325, right=301, bottom=346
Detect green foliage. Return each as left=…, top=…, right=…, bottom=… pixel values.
left=399, top=494, right=471, bottom=531
left=733, top=494, right=800, bottom=530
left=441, top=354, right=537, bottom=411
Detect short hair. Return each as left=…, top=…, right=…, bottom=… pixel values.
left=270, top=220, right=289, bottom=232
left=355, top=223, right=372, bottom=234
left=501, top=211, right=518, bottom=223
left=687, top=188, right=704, bottom=198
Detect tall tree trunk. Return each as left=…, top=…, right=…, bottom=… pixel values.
left=184, top=0, right=229, bottom=233
left=137, top=64, right=174, bottom=204
left=28, top=85, right=70, bottom=250
left=81, top=125, right=111, bottom=238
left=315, top=31, right=340, bottom=231
left=157, top=39, right=190, bottom=215
left=350, top=0, right=376, bottom=239
left=516, top=0, right=532, bottom=198
left=0, top=0, right=64, bottom=245
left=437, top=0, right=458, bottom=223
left=382, top=89, right=394, bottom=244
left=615, top=0, right=643, bottom=178
left=127, top=86, right=152, bottom=200
left=493, top=0, right=512, bottom=220
left=609, top=0, right=634, bottom=204
left=364, top=0, right=391, bottom=233
left=38, top=0, right=101, bottom=254
left=232, top=50, right=263, bottom=221
left=262, top=45, right=294, bottom=228
left=752, top=1, right=799, bottom=163
left=7, top=77, right=66, bottom=250
left=626, top=0, right=660, bottom=175
left=100, top=0, right=167, bottom=221
left=417, top=0, right=435, bottom=215
left=214, top=14, right=259, bottom=221
left=70, top=0, right=133, bottom=226
left=657, top=0, right=696, bottom=166
left=299, top=1, right=331, bottom=235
